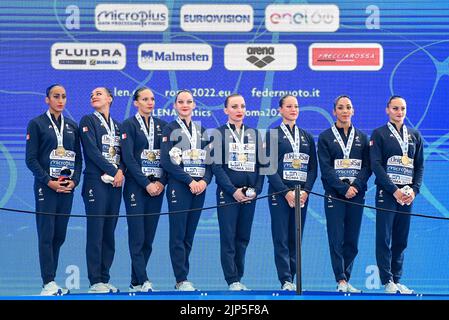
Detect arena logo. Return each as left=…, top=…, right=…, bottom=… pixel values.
left=246, top=47, right=275, bottom=68
left=180, top=4, right=253, bottom=32
left=224, top=44, right=297, bottom=71
left=265, top=4, right=339, bottom=32
left=309, top=43, right=383, bottom=71
left=95, top=4, right=168, bottom=31
left=51, top=43, right=126, bottom=70
left=138, top=44, right=212, bottom=70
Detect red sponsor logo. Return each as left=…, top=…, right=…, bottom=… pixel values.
left=121, top=133, right=127, bottom=139
left=82, top=126, right=88, bottom=132
left=310, top=44, right=383, bottom=70
left=26, top=134, right=30, bottom=140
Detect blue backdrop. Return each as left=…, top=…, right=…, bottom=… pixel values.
left=1, top=0, right=449, bottom=295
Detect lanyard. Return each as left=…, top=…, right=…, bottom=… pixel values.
left=387, top=122, right=408, bottom=156
left=226, top=122, right=245, bottom=150
left=94, top=111, right=115, bottom=146
left=176, top=117, right=197, bottom=149
left=135, top=113, right=154, bottom=150
left=331, top=124, right=355, bottom=159
left=280, top=122, right=300, bottom=155
left=46, top=110, right=64, bottom=147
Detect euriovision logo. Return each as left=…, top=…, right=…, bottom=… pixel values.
left=181, top=4, right=253, bottom=32
left=265, top=4, right=339, bottom=32
left=95, top=4, right=168, bottom=31
left=138, top=44, right=212, bottom=70
left=224, top=44, right=296, bottom=71
left=51, top=43, right=126, bottom=70
left=309, top=43, right=383, bottom=71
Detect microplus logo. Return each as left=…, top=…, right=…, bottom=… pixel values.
left=224, top=44, right=297, bottom=71
left=138, top=44, right=212, bottom=70
left=265, top=4, right=339, bottom=32
left=51, top=43, right=126, bottom=70
left=180, top=4, right=253, bottom=32
left=95, top=4, right=168, bottom=31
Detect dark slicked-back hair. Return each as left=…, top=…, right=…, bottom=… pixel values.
left=224, top=93, right=243, bottom=108
left=46, top=84, right=64, bottom=97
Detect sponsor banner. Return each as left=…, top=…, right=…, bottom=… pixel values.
left=265, top=4, right=339, bottom=32
left=138, top=44, right=212, bottom=70
left=95, top=3, right=168, bottom=31
left=224, top=44, right=297, bottom=71
left=309, top=43, right=383, bottom=71
left=180, top=4, right=253, bottom=32
left=51, top=43, right=126, bottom=70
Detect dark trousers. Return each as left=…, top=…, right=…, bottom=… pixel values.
left=82, top=178, right=121, bottom=285
left=34, top=181, right=73, bottom=285
left=375, top=187, right=412, bottom=285
left=268, top=185, right=308, bottom=285
left=324, top=192, right=364, bottom=283
left=167, top=179, right=206, bottom=283
left=217, top=187, right=256, bottom=285
left=124, top=181, right=163, bottom=286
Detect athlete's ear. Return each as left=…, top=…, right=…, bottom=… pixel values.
left=45, top=96, right=50, bottom=105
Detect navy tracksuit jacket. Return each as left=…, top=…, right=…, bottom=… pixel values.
left=265, top=123, right=317, bottom=285
left=79, top=112, right=124, bottom=286
left=370, top=123, right=424, bottom=285
left=26, top=112, right=82, bottom=285
left=318, top=125, right=371, bottom=283
left=160, top=119, right=212, bottom=284
left=121, top=115, right=167, bottom=286
left=211, top=124, right=264, bottom=285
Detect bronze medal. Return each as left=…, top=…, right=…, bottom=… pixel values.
left=191, top=149, right=199, bottom=160
left=238, top=153, right=247, bottom=162
left=109, top=146, right=116, bottom=157
left=147, top=151, right=156, bottom=161
left=401, top=155, right=410, bottom=165
left=55, top=146, right=66, bottom=157
left=292, top=158, right=301, bottom=169
left=342, top=158, right=351, bottom=168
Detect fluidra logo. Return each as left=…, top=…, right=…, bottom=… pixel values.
left=55, top=48, right=122, bottom=57
left=97, top=10, right=167, bottom=27
left=246, top=47, right=275, bottom=68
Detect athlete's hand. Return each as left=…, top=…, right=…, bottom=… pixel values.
left=153, top=181, right=165, bottom=196
left=300, top=190, right=309, bottom=206
left=189, top=180, right=200, bottom=194
left=48, top=180, right=73, bottom=193
left=345, top=186, right=358, bottom=199
left=113, top=169, right=124, bottom=188
left=285, top=191, right=296, bottom=208
left=233, top=188, right=252, bottom=203
left=393, top=188, right=405, bottom=205
left=146, top=183, right=159, bottom=197
left=403, top=190, right=415, bottom=205
left=195, top=180, right=207, bottom=195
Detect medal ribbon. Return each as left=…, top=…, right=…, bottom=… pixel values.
left=331, top=124, right=355, bottom=159
left=280, top=122, right=300, bottom=156
left=387, top=122, right=409, bottom=157
left=135, top=113, right=154, bottom=150
left=46, top=110, right=64, bottom=148
left=176, top=117, right=197, bottom=149
left=94, top=111, right=116, bottom=147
